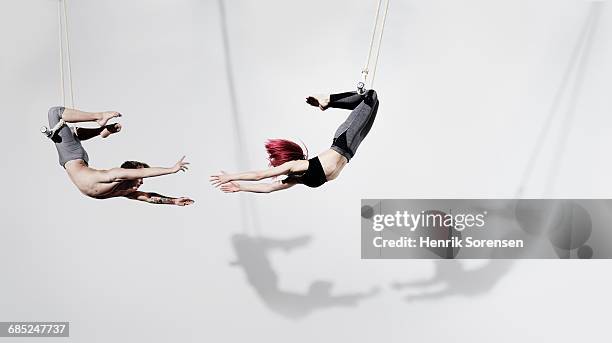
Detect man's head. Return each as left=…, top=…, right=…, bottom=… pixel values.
left=121, top=160, right=150, bottom=190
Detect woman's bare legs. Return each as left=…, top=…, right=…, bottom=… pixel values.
left=61, top=108, right=121, bottom=126
left=306, top=95, right=331, bottom=110
left=75, top=123, right=122, bottom=141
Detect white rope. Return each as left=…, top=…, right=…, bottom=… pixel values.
left=57, top=0, right=75, bottom=108
left=62, top=0, right=75, bottom=108
left=362, top=0, right=383, bottom=81
left=369, top=0, right=390, bottom=87
left=359, top=0, right=390, bottom=91
left=58, top=0, right=65, bottom=107
left=45, top=0, right=73, bottom=137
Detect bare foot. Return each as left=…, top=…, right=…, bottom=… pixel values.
left=97, top=111, right=122, bottom=127
left=100, top=123, right=122, bottom=138
left=306, top=95, right=330, bottom=111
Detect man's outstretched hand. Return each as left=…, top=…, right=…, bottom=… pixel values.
left=172, top=156, right=190, bottom=173
left=174, top=197, right=195, bottom=206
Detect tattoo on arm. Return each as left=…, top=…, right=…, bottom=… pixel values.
left=148, top=196, right=175, bottom=204
left=141, top=192, right=176, bottom=205
left=126, top=191, right=177, bottom=205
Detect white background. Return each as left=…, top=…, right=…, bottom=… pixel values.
left=1, top=0, right=611, bottom=342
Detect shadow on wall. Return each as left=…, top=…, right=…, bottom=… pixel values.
left=230, top=234, right=379, bottom=320
left=390, top=256, right=515, bottom=303
left=516, top=2, right=603, bottom=197
left=387, top=220, right=555, bottom=301
left=389, top=198, right=602, bottom=303
left=363, top=200, right=521, bottom=302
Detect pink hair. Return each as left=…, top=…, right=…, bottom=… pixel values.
left=265, top=139, right=308, bottom=167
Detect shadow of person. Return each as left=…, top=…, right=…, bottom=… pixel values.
left=389, top=231, right=535, bottom=302
left=230, top=233, right=379, bottom=319
left=390, top=258, right=515, bottom=302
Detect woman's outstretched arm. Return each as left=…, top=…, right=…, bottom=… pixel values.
left=210, top=160, right=308, bottom=187
left=220, top=180, right=295, bottom=194
left=101, top=156, right=190, bottom=182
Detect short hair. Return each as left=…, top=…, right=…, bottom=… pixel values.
left=264, top=139, right=308, bottom=167
left=121, top=161, right=150, bottom=169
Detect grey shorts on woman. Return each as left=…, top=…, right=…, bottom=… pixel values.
left=329, top=89, right=379, bottom=162
left=48, top=106, right=89, bottom=168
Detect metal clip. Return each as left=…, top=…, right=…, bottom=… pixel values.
left=357, top=69, right=368, bottom=95
left=357, top=81, right=366, bottom=95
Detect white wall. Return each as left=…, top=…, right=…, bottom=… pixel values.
left=1, top=1, right=610, bottom=342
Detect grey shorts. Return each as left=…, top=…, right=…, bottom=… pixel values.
left=48, top=106, right=89, bottom=168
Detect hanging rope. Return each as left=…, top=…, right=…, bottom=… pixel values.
left=58, top=0, right=65, bottom=107
left=57, top=0, right=75, bottom=108
left=44, top=0, right=75, bottom=137
left=62, top=0, right=75, bottom=108
left=358, top=0, right=391, bottom=94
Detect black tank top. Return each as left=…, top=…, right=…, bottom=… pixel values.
left=283, top=157, right=327, bottom=188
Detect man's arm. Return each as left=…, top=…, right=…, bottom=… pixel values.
left=125, top=192, right=195, bottom=206
left=104, top=167, right=174, bottom=182
left=101, top=156, right=189, bottom=182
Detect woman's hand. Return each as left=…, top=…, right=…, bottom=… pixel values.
left=209, top=171, right=233, bottom=187
left=174, top=197, right=195, bottom=206
left=171, top=156, right=190, bottom=173
left=220, top=181, right=241, bottom=193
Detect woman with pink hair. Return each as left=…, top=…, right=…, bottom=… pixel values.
left=210, top=89, right=380, bottom=193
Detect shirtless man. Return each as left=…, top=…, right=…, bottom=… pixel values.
left=43, top=106, right=194, bottom=206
